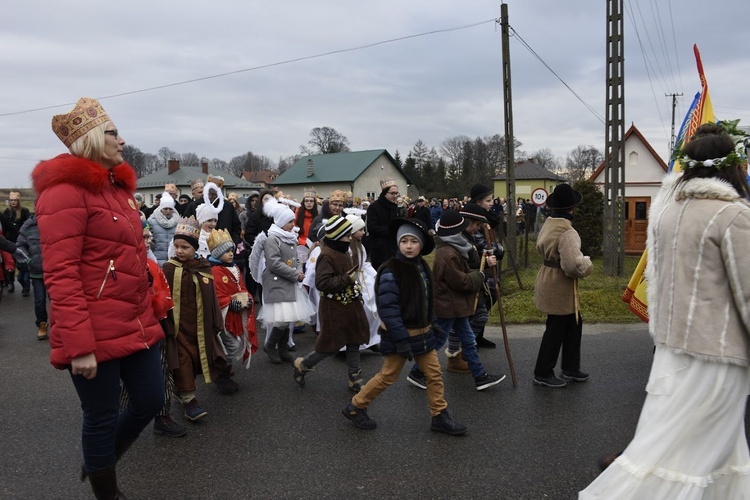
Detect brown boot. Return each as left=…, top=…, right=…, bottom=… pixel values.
left=446, top=348, right=471, bottom=374
left=37, top=322, right=48, bottom=340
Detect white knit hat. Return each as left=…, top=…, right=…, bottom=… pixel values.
left=158, top=192, right=175, bottom=210
left=345, top=214, right=365, bottom=234
left=273, top=205, right=295, bottom=228
left=196, top=202, right=220, bottom=224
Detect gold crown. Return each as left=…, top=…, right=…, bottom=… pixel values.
left=303, top=187, right=317, bottom=199
left=207, top=175, right=225, bottom=188
left=380, top=176, right=397, bottom=190
left=9, top=191, right=21, bottom=200
left=51, top=97, right=111, bottom=148
left=207, top=228, right=233, bottom=252
left=190, top=179, right=204, bottom=189
left=329, top=189, right=346, bottom=202
left=174, top=216, right=201, bottom=240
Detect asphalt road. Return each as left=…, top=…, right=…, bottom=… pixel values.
left=1, top=291, right=747, bottom=499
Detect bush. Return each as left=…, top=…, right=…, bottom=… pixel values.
left=572, top=180, right=604, bottom=256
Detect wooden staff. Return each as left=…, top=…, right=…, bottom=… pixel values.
left=483, top=223, right=518, bottom=387
left=472, top=252, right=487, bottom=312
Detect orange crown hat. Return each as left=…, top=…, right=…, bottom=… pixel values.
left=380, top=176, right=397, bottom=191
left=329, top=189, right=346, bottom=203
left=51, top=97, right=111, bottom=148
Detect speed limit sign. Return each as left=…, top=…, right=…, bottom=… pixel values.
left=531, top=188, right=548, bottom=206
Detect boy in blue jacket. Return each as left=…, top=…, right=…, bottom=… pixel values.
left=342, top=218, right=466, bottom=435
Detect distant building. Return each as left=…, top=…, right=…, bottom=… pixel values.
left=241, top=170, right=279, bottom=191
left=588, top=124, right=668, bottom=254
left=136, top=160, right=262, bottom=206
left=492, top=159, right=562, bottom=201
left=273, top=150, right=414, bottom=201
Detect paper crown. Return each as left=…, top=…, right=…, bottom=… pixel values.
left=8, top=191, right=21, bottom=200
left=174, top=216, right=201, bottom=246
left=207, top=228, right=233, bottom=252
left=380, top=176, right=397, bottom=190
left=303, top=187, right=317, bottom=199
left=51, top=97, right=111, bottom=148
left=206, top=174, right=225, bottom=188
left=164, top=183, right=178, bottom=194
left=190, top=179, right=204, bottom=189
left=329, top=190, right=346, bottom=203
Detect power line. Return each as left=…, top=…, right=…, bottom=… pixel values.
left=0, top=19, right=497, bottom=118
left=507, top=25, right=605, bottom=124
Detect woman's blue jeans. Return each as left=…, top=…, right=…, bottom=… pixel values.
left=70, top=345, right=163, bottom=473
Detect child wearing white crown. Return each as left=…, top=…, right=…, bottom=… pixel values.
left=207, top=229, right=257, bottom=370
left=162, top=216, right=236, bottom=424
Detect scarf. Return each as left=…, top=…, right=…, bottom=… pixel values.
left=151, top=208, right=179, bottom=229
left=268, top=223, right=298, bottom=245
left=439, top=233, right=473, bottom=260
left=325, top=239, right=350, bottom=254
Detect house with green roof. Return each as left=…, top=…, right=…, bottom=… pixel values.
left=492, top=159, right=562, bottom=201
left=136, top=160, right=262, bottom=206
left=273, top=150, right=414, bottom=202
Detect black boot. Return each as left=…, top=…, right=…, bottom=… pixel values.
left=88, top=464, right=126, bottom=500
left=5, top=271, right=14, bottom=293
left=81, top=439, right=135, bottom=483
left=277, top=328, right=293, bottom=363
left=264, top=327, right=283, bottom=364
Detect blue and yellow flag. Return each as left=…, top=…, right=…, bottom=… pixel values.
left=622, top=45, right=715, bottom=322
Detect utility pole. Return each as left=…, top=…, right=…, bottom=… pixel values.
left=500, top=2, right=517, bottom=264
left=603, top=0, right=625, bottom=276
left=666, top=92, right=683, bottom=154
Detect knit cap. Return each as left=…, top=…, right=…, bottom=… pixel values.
left=325, top=215, right=353, bottom=240
left=274, top=205, right=296, bottom=228
left=396, top=224, right=424, bottom=248
left=207, top=229, right=235, bottom=259
left=345, top=214, right=365, bottom=234
left=158, top=192, right=175, bottom=210
left=196, top=202, right=220, bottom=224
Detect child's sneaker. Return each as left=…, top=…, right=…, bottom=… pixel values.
left=153, top=415, right=187, bottom=437
left=183, top=398, right=207, bottom=421
left=474, top=373, right=506, bottom=391
left=406, top=369, right=427, bottom=390
left=341, top=403, right=377, bottom=430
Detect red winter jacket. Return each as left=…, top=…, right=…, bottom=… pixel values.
left=33, top=154, right=164, bottom=369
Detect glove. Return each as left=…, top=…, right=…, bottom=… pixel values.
left=492, top=242, right=504, bottom=259
left=396, top=340, right=413, bottom=361
left=229, top=299, right=243, bottom=312
left=12, top=248, right=30, bottom=264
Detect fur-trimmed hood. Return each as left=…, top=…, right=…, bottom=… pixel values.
left=32, top=154, right=137, bottom=195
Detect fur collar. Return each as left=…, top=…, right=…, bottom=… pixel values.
left=32, top=153, right=137, bottom=195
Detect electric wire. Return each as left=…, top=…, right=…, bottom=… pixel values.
left=506, top=25, right=605, bottom=125
left=0, top=19, right=496, bottom=118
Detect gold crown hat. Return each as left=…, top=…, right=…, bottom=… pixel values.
left=206, top=175, right=225, bottom=188
left=207, top=228, right=236, bottom=259
left=190, top=178, right=205, bottom=189
left=173, top=216, right=201, bottom=249
left=329, top=189, right=346, bottom=203
left=380, top=176, right=397, bottom=191
left=51, top=97, right=111, bottom=148
left=303, top=187, right=317, bottom=199
left=8, top=191, right=21, bottom=200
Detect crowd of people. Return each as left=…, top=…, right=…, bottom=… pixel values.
left=5, top=96, right=748, bottom=498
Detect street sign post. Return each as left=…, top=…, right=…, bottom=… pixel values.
left=531, top=188, right=548, bottom=207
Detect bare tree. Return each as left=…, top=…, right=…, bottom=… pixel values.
left=210, top=158, right=228, bottom=172
left=278, top=154, right=299, bottom=175
left=529, top=148, right=562, bottom=173
left=565, top=145, right=604, bottom=182
left=157, top=147, right=177, bottom=168
left=227, top=154, right=248, bottom=177
left=181, top=152, right=200, bottom=166
left=440, top=136, right=470, bottom=174
left=300, top=127, right=350, bottom=155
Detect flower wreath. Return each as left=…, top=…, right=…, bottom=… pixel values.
left=672, top=119, right=749, bottom=170
left=326, top=282, right=363, bottom=305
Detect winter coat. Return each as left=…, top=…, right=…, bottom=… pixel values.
left=432, top=236, right=484, bottom=318
left=184, top=199, right=241, bottom=243
left=647, top=173, right=750, bottom=366
left=147, top=210, right=178, bottom=266
left=413, top=205, right=432, bottom=229
left=314, top=243, right=369, bottom=352
left=375, top=254, right=437, bottom=356
left=429, top=204, right=444, bottom=227
left=16, top=216, right=42, bottom=277
left=2, top=206, right=31, bottom=242
left=261, top=230, right=299, bottom=303
left=366, top=193, right=399, bottom=269
left=32, top=154, right=163, bottom=369
left=534, top=215, right=592, bottom=315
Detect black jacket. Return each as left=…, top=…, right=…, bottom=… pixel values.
left=366, top=193, right=399, bottom=269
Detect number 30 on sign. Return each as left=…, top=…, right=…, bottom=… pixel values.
left=531, top=188, right=548, bottom=207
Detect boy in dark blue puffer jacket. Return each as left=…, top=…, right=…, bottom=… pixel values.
left=342, top=218, right=467, bottom=435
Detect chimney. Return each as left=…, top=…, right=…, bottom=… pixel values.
left=306, top=159, right=314, bottom=177
left=168, top=159, right=180, bottom=174
left=201, top=161, right=208, bottom=174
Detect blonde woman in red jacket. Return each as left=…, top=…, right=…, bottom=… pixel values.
left=33, top=98, right=164, bottom=500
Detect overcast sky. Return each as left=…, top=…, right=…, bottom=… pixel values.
left=2, top=0, right=748, bottom=189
